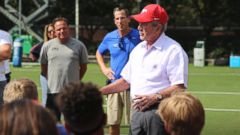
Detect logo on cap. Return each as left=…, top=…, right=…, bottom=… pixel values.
left=141, top=9, right=147, bottom=13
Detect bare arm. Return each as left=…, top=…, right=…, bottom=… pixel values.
left=96, top=50, right=115, bottom=80
left=79, top=63, right=87, bottom=80
left=100, top=78, right=130, bottom=95
left=41, top=64, right=48, bottom=79
left=158, top=84, right=185, bottom=98
left=0, top=44, right=11, bottom=61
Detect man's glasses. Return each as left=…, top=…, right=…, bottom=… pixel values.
left=118, top=38, right=125, bottom=51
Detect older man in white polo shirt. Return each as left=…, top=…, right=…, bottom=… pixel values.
left=101, top=4, right=188, bottom=135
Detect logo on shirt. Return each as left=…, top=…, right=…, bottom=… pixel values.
left=51, top=47, right=59, bottom=51
left=113, top=43, right=119, bottom=48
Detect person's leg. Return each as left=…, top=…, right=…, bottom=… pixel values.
left=130, top=107, right=167, bottom=135
left=130, top=109, right=145, bottom=135
left=0, top=80, right=7, bottom=105
left=109, top=125, right=120, bottom=135
left=143, top=107, right=167, bottom=135
left=46, top=93, right=61, bottom=121
left=40, top=75, right=48, bottom=107
left=107, top=93, right=122, bottom=135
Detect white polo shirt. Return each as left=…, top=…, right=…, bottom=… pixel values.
left=121, top=33, right=188, bottom=98
left=0, top=30, right=12, bottom=81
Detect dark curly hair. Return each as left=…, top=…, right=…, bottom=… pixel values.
left=57, top=82, right=105, bottom=134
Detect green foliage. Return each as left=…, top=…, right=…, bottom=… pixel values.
left=161, top=0, right=200, bottom=26
left=1, top=0, right=240, bottom=57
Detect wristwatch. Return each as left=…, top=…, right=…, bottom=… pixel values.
left=155, top=94, right=163, bottom=102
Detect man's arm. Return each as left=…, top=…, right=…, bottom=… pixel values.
left=158, top=84, right=186, bottom=98
left=100, top=78, right=130, bottom=95
left=0, top=43, right=11, bottom=61
left=41, top=64, right=48, bottom=79
left=96, top=50, right=115, bottom=80
left=79, top=63, right=87, bottom=80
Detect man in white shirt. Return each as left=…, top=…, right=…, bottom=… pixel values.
left=101, top=4, right=188, bottom=135
left=0, top=29, right=12, bottom=105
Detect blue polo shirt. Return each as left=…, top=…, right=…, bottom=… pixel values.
left=98, top=29, right=141, bottom=82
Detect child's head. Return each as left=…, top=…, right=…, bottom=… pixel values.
left=157, top=92, right=205, bottom=135
left=3, top=78, right=38, bottom=103
left=57, top=82, right=106, bottom=135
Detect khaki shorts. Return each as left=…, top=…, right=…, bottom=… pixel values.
left=107, top=90, right=131, bottom=125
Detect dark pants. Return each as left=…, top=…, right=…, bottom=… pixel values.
left=46, top=93, right=61, bottom=121
left=129, top=104, right=167, bottom=135
left=0, top=81, right=7, bottom=105
left=5, top=72, right=11, bottom=83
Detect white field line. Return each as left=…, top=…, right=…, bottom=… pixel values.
left=205, top=108, right=240, bottom=112
left=190, top=91, right=240, bottom=95
left=189, top=73, right=240, bottom=76
left=37, top=89, right=240, bottom=111
left=103, top=105, right=240, bottom=112
left=13, top=69, right=40, bottom=72
left=191, top=91, right=240, bottom=112
left=10, top=62, right=40, bottom=66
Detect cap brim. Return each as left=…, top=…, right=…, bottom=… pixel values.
left=131, top=14, right=153, bottom=23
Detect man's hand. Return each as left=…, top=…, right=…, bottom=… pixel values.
left=132, top=94, right=159, bottom=111
left=100, top=78, right=130, bottom=95
left=100, top=86, right=113, bottom=95
left=0, top=43, right=11, bottom=61
left=103, top=67, right=115, bottom=80
left=96, top=51, right=115, bottom=80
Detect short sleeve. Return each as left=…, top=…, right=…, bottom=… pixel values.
left=167, top=49, right=188, bottom=88
left=97, top=35, right=109, bottom=54
left=120, top=60, right=131, bottom=83
left=0, top=31, right=12, bottom=45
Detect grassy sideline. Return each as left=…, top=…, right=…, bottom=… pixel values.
left=11, top=63, right=240, bottom=135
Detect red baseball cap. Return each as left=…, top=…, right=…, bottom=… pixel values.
left=131, top=4, right=169, bottom=25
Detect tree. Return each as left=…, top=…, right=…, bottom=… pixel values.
left=1, top=0, right=239, bottom=55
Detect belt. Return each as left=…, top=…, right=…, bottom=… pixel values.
left=131, top=102, right=160, bottom=111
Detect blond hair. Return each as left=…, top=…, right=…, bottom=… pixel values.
left=43, top=23, right=54, bottom=42
left=3, top=78, right=38, bottom=103
left=157, top=92, right=205, bottom=135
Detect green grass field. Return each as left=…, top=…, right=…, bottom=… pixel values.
left=10, top=63, right=240, bottom=135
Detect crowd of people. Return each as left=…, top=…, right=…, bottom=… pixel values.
left=0, top=4, right=205, bottom=135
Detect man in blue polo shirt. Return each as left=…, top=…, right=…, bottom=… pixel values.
left=96, top=7, right=141, bottom=135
